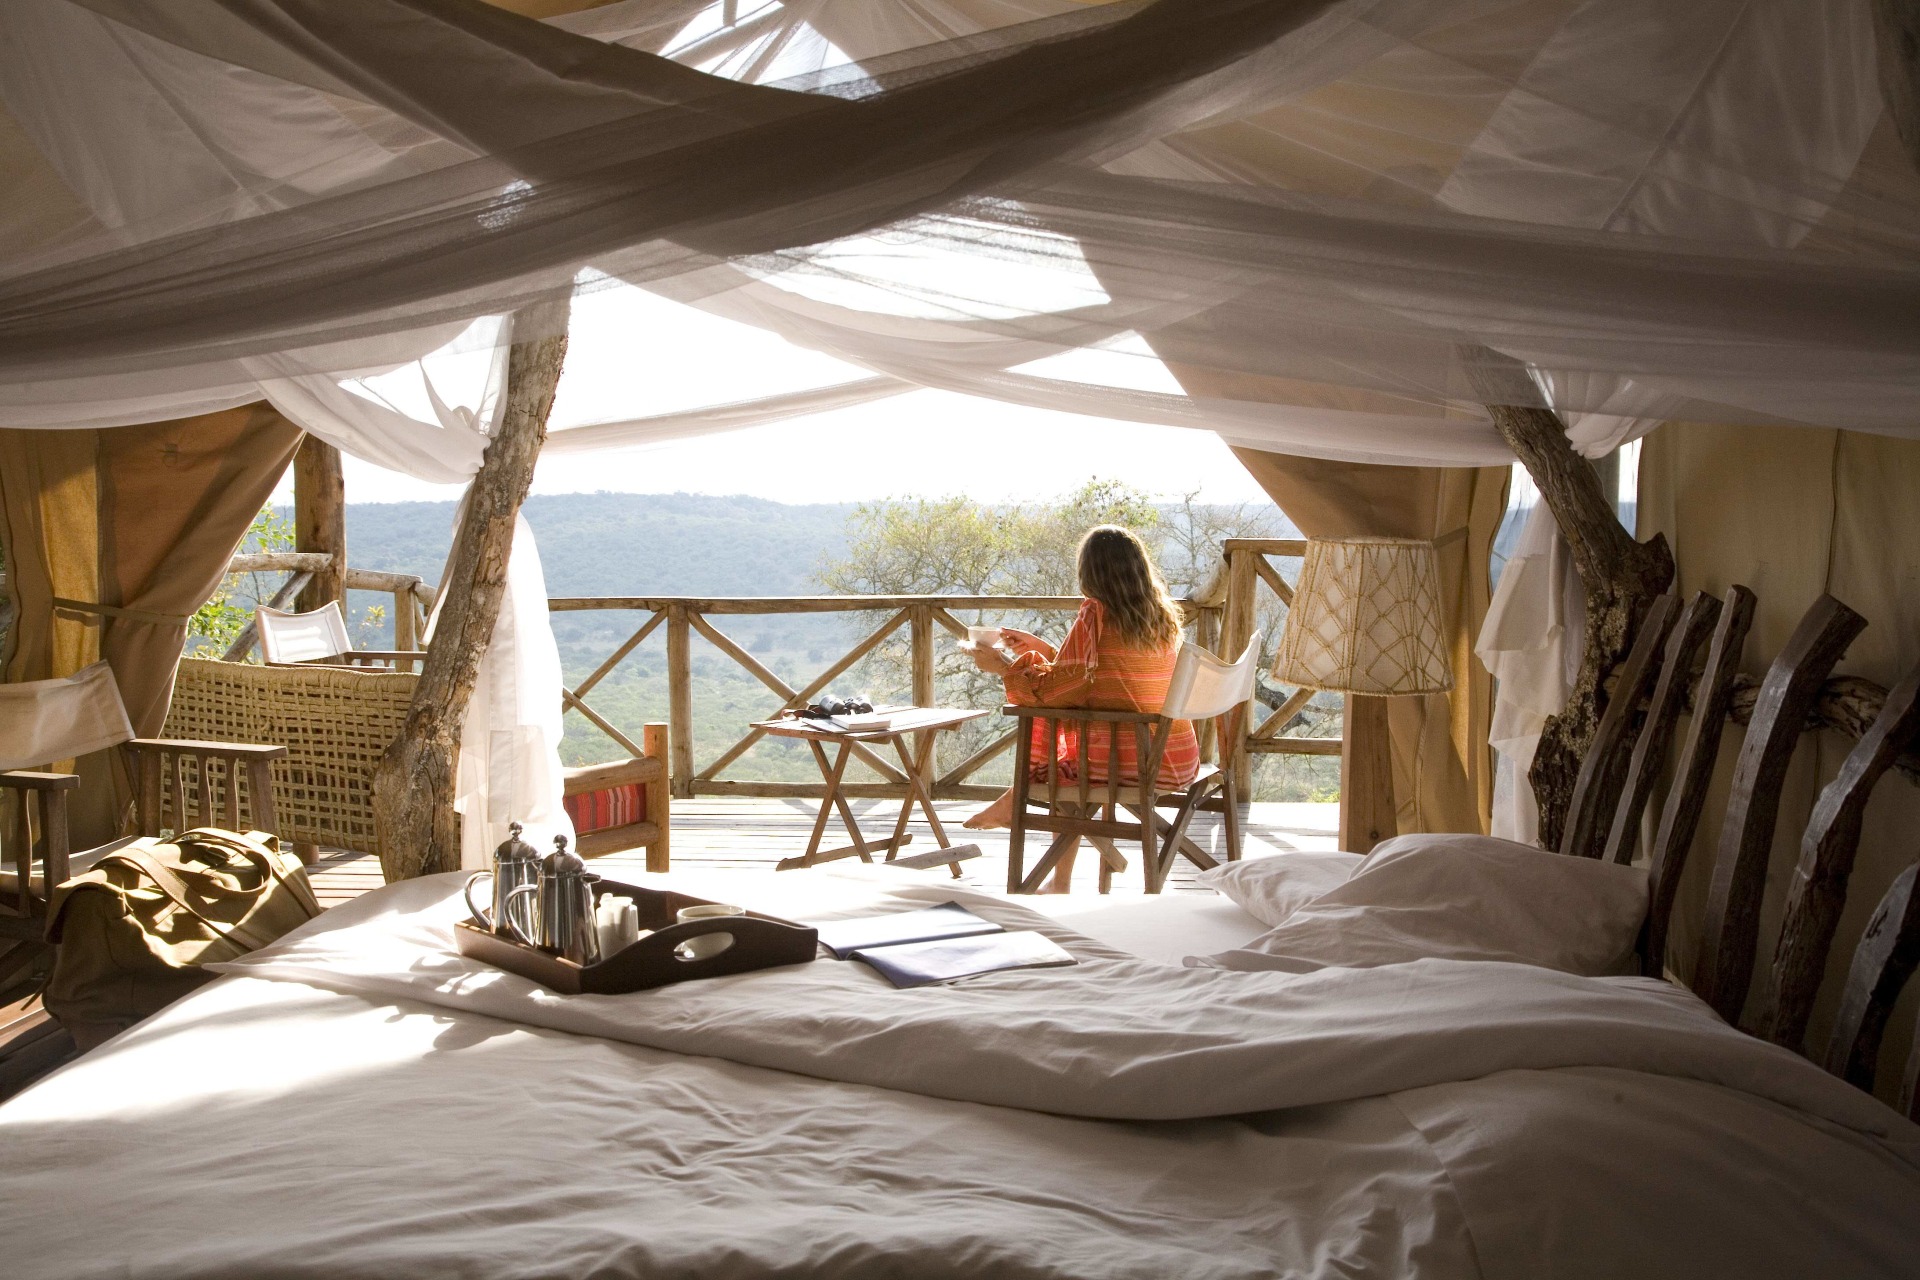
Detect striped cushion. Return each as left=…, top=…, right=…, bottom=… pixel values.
left=564, top=783, right=647, bottom=834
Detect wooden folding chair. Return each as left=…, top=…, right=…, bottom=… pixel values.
left=1004, top=632, right=1262, bottom=895
left=0, top=665, right=285, bottom=969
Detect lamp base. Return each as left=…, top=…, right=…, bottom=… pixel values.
left=1339, top=693, right=1397, bottom=856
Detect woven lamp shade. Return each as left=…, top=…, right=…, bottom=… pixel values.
left=1271, top=537, right=1454, bottom=696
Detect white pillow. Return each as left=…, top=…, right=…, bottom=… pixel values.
left=1195, top=852, right=1362, bottom=926
left=1190, top=833, right=1648, bottom=978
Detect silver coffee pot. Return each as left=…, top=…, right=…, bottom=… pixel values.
left=463, top=822, right=541, bottom=942
left=504, top=835, right=601, bottom=965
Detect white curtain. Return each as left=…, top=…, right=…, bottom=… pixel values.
left=1477, top=502, right=1581, bottom=844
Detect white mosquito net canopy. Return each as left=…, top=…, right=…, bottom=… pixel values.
left=1, top=0, right=1916, bottom=865
left=2, top=0, right=1916, bottom=469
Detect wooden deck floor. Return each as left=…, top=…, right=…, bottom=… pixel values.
left=310, top=797, right=1340, bottom=905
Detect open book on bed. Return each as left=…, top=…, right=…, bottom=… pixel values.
left=809, top=903, right=1076, bottom=987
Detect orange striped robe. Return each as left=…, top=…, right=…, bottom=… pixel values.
left=1003, top=599, right=1199, bottom=789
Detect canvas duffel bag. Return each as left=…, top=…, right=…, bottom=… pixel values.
left=44, top=827, right=322, bottom=1049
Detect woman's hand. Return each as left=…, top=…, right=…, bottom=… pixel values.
left=999, top=628, right=1055, bottom=661
left=965, top=643, right=1014, bottom=675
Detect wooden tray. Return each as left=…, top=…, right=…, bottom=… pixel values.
left=454, top=879, right=819, bottom=994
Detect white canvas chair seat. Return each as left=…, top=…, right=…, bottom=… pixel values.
left=1005, top=633, right=1262, bottom=895
left=257, top=602, right=417, bottom=670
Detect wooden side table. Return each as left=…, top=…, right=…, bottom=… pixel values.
left=753, top=707, right=987, bottom=876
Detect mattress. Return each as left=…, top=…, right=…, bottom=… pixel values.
left=0, top=867, right=1914, bottom=1280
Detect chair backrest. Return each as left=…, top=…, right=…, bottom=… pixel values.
left=1164, top=631, right=1263, bottom=722
left=164, top=658, right=417, bottom=857
left=257, top=602, right=353, bottom=665
left=0, top=661, right=134, bottom=770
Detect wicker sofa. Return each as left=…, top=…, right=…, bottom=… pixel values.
left=164, top=659, right=668, bottom=866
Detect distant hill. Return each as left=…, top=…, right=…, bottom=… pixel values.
left=341, top=491, right=858, bottom=597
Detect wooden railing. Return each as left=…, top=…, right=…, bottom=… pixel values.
left=214, top=545, right=1341, bottom=804
left=1206, top=538, right=1342, bottom=795
left=552, top=555, right=1340, bottom=803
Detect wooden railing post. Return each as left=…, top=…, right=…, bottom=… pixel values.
left=393, top=586, right=418, bottom=652
left=666, top=605, right=694, bottom=799
left=293, top=435, right=346, bottom=614
left=1223, top=548, right=1257, bottom=797
left=643, top=722, right=671, bottom=872
left=910, top=603, right=935, bottom=709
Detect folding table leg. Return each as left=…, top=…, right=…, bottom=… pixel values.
left=1088, top=836, right=1128, bottom=895
left=796, top=740, right=843, bottom=866
left=823, top=745, right=876, bottom=863
left=889, top=730, right=959, bottom=876
left=779, top=739, right=876, bottom=870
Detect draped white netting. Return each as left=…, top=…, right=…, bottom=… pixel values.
left=2, top=0, right=1916, bottom=853
left=4, top=0, right=1917, bottom=456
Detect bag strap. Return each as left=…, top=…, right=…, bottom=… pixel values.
left=103, top=843, right=282, bottom=953
left=173, top=828, right=323, bottom=918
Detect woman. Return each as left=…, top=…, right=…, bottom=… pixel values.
left=964, top=524, right=1198, bottom=830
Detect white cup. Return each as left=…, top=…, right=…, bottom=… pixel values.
left=966, top=625, right=1003, bottom=647
left=675, top=903, right=743, bottom=961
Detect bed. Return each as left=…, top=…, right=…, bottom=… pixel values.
left=1, top=861, right=1915, bottom=1280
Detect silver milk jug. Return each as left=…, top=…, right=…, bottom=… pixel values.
left=463, top=822, right=541, bottom=942
left=508, top=836, right=601, bottom=965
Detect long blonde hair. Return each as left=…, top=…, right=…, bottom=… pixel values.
left=1077, top=525, right=1182, bottom=651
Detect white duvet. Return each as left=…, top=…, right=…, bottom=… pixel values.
left=1, top=868, right=1916, bottom=1279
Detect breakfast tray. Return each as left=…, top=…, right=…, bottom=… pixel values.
left=454, top=879, right=819, bottom=994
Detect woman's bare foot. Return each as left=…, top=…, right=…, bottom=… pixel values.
left=963, top=788, right=1016, bottom=830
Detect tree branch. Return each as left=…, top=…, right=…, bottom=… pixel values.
left=1463, top=348, right=1674, bottom=849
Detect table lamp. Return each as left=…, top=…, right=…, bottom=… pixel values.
left=1269, top=536, right=1453, bottom=854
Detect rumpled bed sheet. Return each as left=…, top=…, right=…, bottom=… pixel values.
left=0, top=867, right=1912, bottom=1279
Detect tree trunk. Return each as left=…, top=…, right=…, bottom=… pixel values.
left=1464, top=352, right=1674, bottom=849
left=372, top=296, right=570, bottom=880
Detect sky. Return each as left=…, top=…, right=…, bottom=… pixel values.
left=334, top=393, right=1274, bottom=506
left=309, top=280, right=1277, bottom=507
